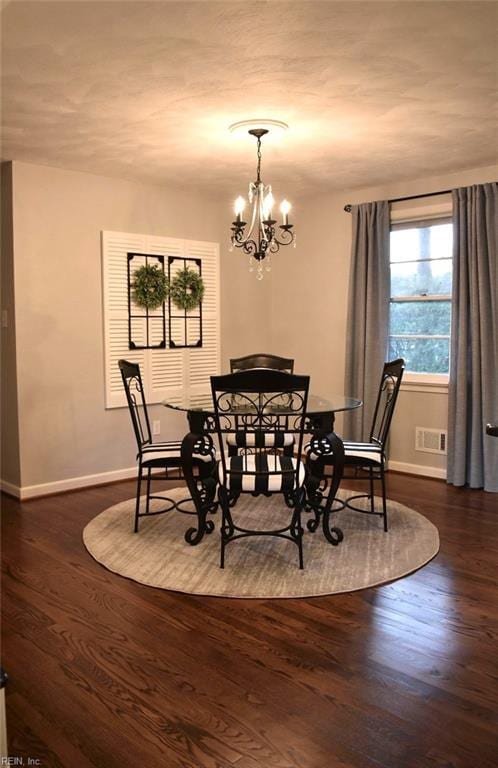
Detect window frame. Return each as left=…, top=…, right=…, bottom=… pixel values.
left=388, top=205, right=453, bottom=389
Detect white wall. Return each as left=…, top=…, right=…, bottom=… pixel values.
left=219, top=243, right=272, bottom=369
left=6, top=161, right=269, bottom=494
left=271, top=163, right=498, bottom=476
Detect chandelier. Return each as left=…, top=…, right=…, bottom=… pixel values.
left=230, top=126, right=295, bottom=280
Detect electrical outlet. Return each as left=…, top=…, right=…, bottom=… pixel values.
left=152, top=420, right=161, bottom=436
left=1, top=310, right=8, bottom=328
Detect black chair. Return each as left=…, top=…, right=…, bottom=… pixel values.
left=229, top=355, right=295, bottom=456
left=306, top=358, right=405, bottom=532
left=211, top=369, right=309, bottom=568
left=118, top=359, right=215, bottom=532
left=230, top=353, right=294, bottom=373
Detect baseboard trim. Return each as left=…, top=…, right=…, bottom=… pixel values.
left=1, top=466, right=139, bottom=501
left=0, top=479, right=22, bottom=499
left=387, top=460, right=446, bottom=480
left=2, top=460, right=447, bottom=501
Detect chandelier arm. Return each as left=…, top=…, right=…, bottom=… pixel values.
left=230, top=230, right=258, bottom=255
left=272, top=227, right=295, bottom=247
left=242, top=239, right=260, bottom=258
left=233, top=182, right=262, bottom=247
left=232, top=182, right=268, bottom=256
left=259, top=186, right=268, bottom=243
left=246, top=183, right=262, bottom=243
left=231, top=229, right=245, bottom=245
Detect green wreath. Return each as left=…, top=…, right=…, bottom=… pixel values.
left=131, top=264, right=168, bottom=310
left=170, top=268, right=205, bottom=311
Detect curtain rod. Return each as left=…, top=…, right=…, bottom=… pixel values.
left=343, top=188, right=453, bottom=213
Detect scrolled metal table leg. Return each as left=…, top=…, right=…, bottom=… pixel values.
left=305, top=469, right=325, bottom=532
left=321, top=504, right=344, bottom=545
left=181, top=430, right=217, bottom=546
left=320, top=431, right=345, bottom=545
left=305, top=428, right=346, bottom=545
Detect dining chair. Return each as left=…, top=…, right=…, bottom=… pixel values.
left=229, top=355, right=295, bottom=456
left=306, top=358, right=405, bottom=532
left=118, top=359, right=215, bottom=532
left=211, top=369, right=309, bottom=568
left=230, top=353, right=294, bottom=373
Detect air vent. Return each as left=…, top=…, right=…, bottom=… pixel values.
left=415, top=427, right=447, bottom=455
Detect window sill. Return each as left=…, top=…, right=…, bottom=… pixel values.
left=401, top=373, right=449, bottom=394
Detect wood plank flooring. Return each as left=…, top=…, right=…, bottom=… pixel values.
left=1, top=474, right=497, bottom=768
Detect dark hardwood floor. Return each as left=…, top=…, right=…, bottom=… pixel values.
left=2, top=474, right=497, bottom=768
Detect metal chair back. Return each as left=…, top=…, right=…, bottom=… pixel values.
left=369, top=358, right=405, bottom=447
left=230, top=353, right=294, bottom=373
left=118, top=359, right=152, bottom=451
left=211, top=369, right=309, bottom=491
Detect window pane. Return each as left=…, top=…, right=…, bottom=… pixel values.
left=390, top=222, right=452, bottom=264
left=390, top=300, right=451, bottom=335
left=388, top=337, right=450, bottom=373
left=391, top=258, right=452, bottom=296
left=389, top=220, right=453, bottom=374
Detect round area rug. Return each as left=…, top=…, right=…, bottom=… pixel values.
left=83, top=488, right=439, bottom=598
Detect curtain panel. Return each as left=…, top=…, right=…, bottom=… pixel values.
left=447, top=183, right=498, bottom=492
left=344, top=201, right=390, bottom=441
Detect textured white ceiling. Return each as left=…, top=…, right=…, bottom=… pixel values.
left=2, top=1, right=497, bottom=197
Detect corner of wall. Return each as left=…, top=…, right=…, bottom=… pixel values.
left=1, top=161, right=21, bottom=488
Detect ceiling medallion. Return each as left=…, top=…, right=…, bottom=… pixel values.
left=229, top=119, right=289, bottom=135
left=229, top=122, right=295, bottom=280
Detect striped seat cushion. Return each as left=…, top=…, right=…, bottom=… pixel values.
left=140, top=441, right=215, bottom=464
left=344, top=441, right=383, bottom=465
left=305, top=440, right=382, bottom=465
left=219, top=454, right=305, bottom=493
left=226, top=431, right=295, bottom=448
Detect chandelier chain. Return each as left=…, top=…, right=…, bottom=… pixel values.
left=256, top=136, right=262, bottom=183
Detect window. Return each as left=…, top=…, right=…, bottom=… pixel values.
left=389, top=218, right=453, bottom=375
left=102, top=230, right=220, bottom=409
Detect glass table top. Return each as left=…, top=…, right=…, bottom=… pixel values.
left=162, top=392, right=362, bottom=415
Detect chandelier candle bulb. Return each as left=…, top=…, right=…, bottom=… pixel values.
left=234, top=196, right=246, bottom=222
left=280, top=199, right=291, bottom=226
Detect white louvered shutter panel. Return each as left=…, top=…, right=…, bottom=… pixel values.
left=184, top=240, right=220, bottom=393
left=102, top=231, right=147, bottom=408
left=147, top=235, right=186, bottom=403
left=102, top=231, right=220, bottom=409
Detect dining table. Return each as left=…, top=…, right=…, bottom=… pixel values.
left=162, top=391, right=362, bottom=546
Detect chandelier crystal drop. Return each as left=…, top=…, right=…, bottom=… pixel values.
left=230, top=128, right=295, bottom=278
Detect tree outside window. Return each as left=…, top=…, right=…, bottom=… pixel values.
left=389, top=219, right=453, bottom=374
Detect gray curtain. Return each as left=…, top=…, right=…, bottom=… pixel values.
left=344, top=201, right=390, bottom=440
left=447, top=183, right=498, bottom=492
